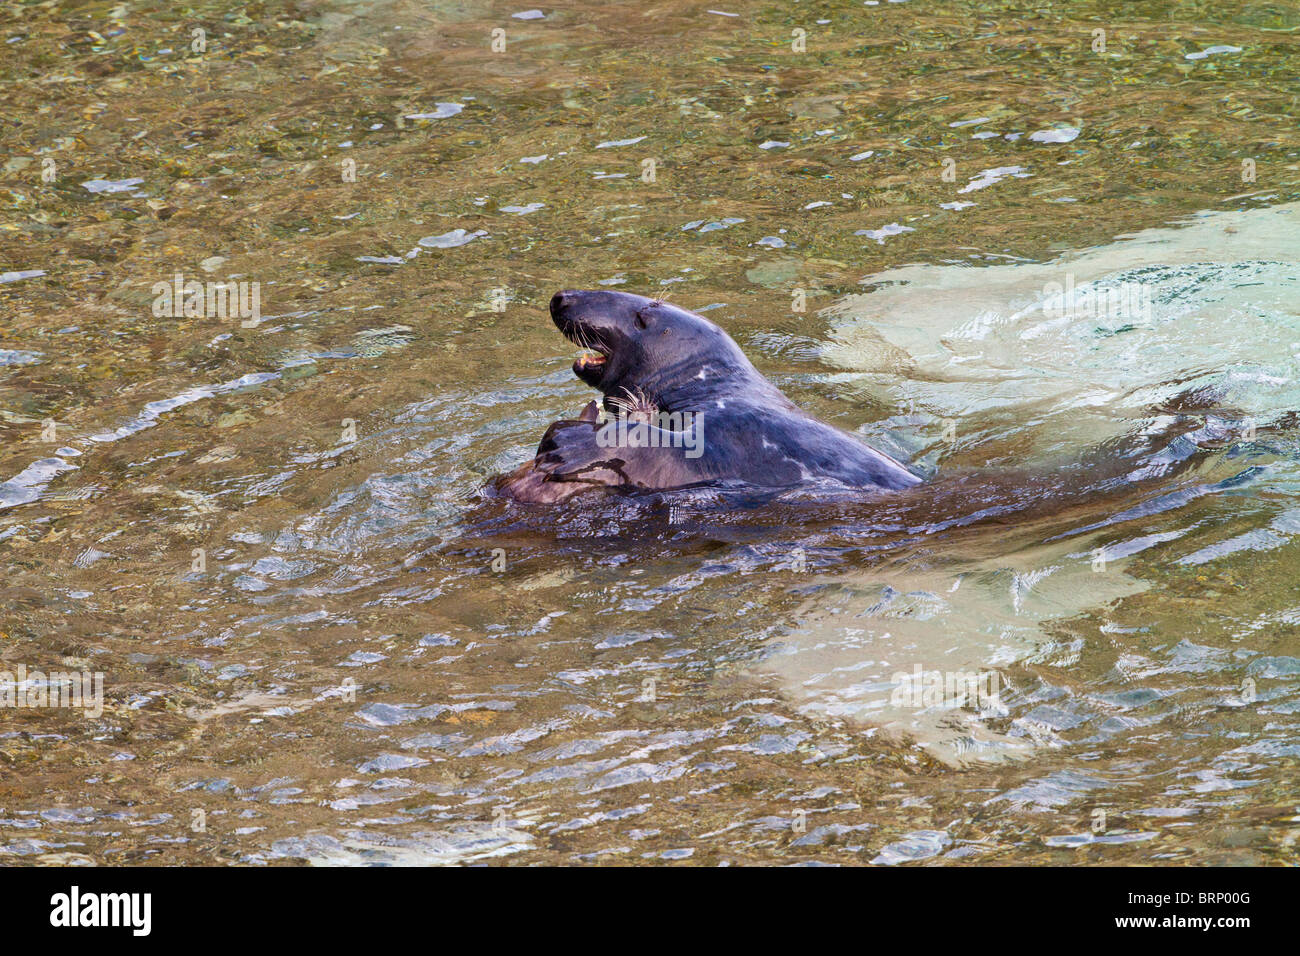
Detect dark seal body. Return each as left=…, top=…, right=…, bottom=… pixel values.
left=497, top=290, right=920, bottom=503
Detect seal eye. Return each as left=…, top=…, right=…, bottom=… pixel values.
left=635, top=310, right=650, bottom=330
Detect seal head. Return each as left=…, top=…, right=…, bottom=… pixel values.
left=550, top=288, right=774, bottom=416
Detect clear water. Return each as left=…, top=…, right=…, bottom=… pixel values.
left=1, top=0, right=1298, bottom=865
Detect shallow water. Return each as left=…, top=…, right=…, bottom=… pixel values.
left=1, top=0, right=1299, bottom=865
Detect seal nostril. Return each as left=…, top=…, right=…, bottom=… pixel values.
left=552, top=291, right=581, bottom=321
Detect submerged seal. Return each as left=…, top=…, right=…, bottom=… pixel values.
left=497, top=289, right=920, bottom=503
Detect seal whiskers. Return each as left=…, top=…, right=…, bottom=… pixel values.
left=608, top=386, right=659, bottom=424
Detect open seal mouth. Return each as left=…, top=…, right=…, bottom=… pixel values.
left=570, top=345, right=609, bottom=388
left=558, top=322, right=610, bottom=387
left=574, top=351, right=606, bottom=374
left=550, top=289, right=615, bottom=388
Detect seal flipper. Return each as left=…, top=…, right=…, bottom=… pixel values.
left=498, top=417, right=713, bottom=502
left=543, top=419, right=714, bottom=490
left=495, top=419, right=626, bottom=503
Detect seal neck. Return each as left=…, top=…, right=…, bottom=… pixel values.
left=623, top=357, right=782, bottom=413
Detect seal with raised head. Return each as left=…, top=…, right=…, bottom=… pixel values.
left=496, top=289, right=921, bottom=503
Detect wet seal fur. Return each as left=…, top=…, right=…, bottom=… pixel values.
left=497, top=289, right=921, bottom=503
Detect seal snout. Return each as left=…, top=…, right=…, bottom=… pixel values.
left=549, top=289, right=577, bottom=317
left=549, top=289, right=589, bottom=341
left=550, top=289, right=610, bottom=386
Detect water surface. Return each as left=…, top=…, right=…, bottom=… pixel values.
left=1, top=0, right=1298, bottom=865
